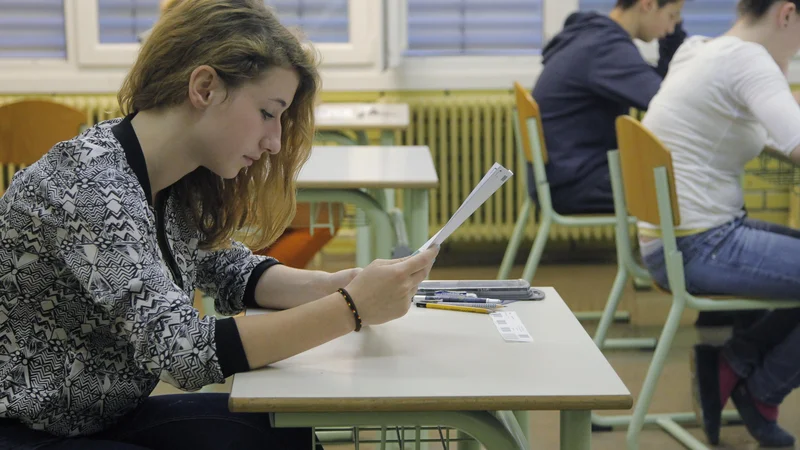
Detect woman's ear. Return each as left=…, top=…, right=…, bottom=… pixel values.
left=188, top=65, right=225, bottom=110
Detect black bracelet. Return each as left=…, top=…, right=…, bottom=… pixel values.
left=337, top=288, right=362, bottom=332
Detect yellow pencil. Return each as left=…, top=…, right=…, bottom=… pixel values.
left=416, top=303, right=491, bottom=314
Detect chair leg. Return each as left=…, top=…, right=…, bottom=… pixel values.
left=626, top=299, right=687, bottom=450
left=520, top=214, right=551, bottom=284
left=593, top=268, right=657, bottom=351
left=497, top=200, right=532, bottom=280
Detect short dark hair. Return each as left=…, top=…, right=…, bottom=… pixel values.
left=738, top=0, right=800, bottom=18
left=615, top=0, right=683, bottom=9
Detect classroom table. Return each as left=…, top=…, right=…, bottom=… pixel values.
left=315, top=103, right=410, bottom=147
left=298, top=145, right=438, bottom=265
left=229, top=287, right=633, bottom=450
left=314, top=103, right=412, bottom=257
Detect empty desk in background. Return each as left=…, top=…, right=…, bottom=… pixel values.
left=314, top=103, right=412, bottom=259
left=298, top=145, right=437, bottom=265
left=229, top=287, right=633, bottom=450
left=315, top=103, right=410, bottom=146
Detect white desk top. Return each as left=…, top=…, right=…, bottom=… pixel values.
left=229, top=288, right=632, bottom=413
left=315, top=103, right=410, bottom=130
left=297, top=146, right=438, bottom=189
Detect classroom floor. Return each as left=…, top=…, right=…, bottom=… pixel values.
left=156, top=255, right=800, bottom=450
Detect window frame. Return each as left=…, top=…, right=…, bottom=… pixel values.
left=0, top=0, right=74, bottom=69
left=3, top=0, right=800, bottom=94
left=73, top=0, right=380, bottom=67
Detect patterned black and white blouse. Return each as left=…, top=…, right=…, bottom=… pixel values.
left=0, top=115, right=278, bottom=437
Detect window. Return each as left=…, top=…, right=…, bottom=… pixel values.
left=0, top=0, right=67, bottom=59
left=94, top=0, right=350, bottom=45
left=406, top=0, right=543, bottom=56
left=266, top=0, right=349, bottom=43
left=75, top=0, right=377, bottom=67
left=97, top=0, right=159, bottom=44
left=579, top=0, right=738, bottom=38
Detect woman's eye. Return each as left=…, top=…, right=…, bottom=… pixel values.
left=261, top=109, right=274, bottom=120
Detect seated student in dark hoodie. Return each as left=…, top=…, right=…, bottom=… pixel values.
left=530, top=0, right=686, bottom=215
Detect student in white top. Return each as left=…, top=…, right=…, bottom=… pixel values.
left=639, top=0, right=800, bottom=446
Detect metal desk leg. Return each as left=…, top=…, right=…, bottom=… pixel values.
left=403, top=189, right=430, bottom=251
left=513, top=411, right=529, bottom=449
left=297, top=189, right=393, bottom=263
left=560, top=410, right=591, bottom=450
left=356, top=130, right=370, bottom=146
left=379, top=130, right=397, bottom=211
left=355, top=208, right=372, bottom=267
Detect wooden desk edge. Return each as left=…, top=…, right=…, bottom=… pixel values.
left=229, top=395, right=633, bottom=413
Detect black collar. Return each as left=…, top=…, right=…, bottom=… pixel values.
left=111, top=113, right=153, bottom=206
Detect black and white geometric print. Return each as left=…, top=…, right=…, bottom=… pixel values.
left=0, top=119, right=271, bottom=436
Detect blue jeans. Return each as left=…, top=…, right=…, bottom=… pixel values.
left=641, top=217, right=800, bottom=405
left=0, top=394, right=316, bottom=450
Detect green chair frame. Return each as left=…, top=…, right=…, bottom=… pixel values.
left=593, top=116, right=800, bottom=449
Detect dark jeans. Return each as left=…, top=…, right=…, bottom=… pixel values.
left=0, top=394, right=316, bottom=450
left=641, top=217, right=800, bottom=405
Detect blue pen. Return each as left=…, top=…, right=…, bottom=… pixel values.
left=433, top=290, right=477, bottom=298
left=413, top=295, right=503, bottom=304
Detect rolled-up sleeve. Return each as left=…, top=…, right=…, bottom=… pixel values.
left=196, top=241, right=281, bottom=314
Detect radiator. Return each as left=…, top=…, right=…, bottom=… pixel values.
left=0, top=93, right=617, bottom=244
left=393, top=94, right=616, bottom=244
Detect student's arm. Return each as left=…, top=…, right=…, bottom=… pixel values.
left=762, top=145, right=800, bottom=165
left=235, top=249, right=438, bottom=369
left=588, top=35, right=664, bottom=110
left=732, top=46, right=800, bottom=167
left=790, top=149, right=800, bottom=165
left=655, top=21, right=687, bottom=77
left=253, top=264, right=360, bottom=310
left=196, top=243, right=360, bottom=312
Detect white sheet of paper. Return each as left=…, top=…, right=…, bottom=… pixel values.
left=490, top=311, right=533, bottom=343
left=418, top=162, right=513, bottom=252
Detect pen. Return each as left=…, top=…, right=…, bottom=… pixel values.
left=415, top=303, right=491, bottom=314
left=413, top=295, right=502, bottom=304
left=435, top=302, right=503, bottom=309
left=433, top=290, right=477, bottom=297
left=416, top=301, right=503, bottom=310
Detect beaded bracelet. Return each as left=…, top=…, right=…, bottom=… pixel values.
left=337, top=288, right=362, bottom=332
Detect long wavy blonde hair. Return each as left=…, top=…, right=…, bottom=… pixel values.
left=118, top=0, right=320, bottom=250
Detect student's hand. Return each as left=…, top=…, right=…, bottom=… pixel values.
left=343, top=247, right=439, bottom=326
left=793, top=90, right=800, bottom=105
